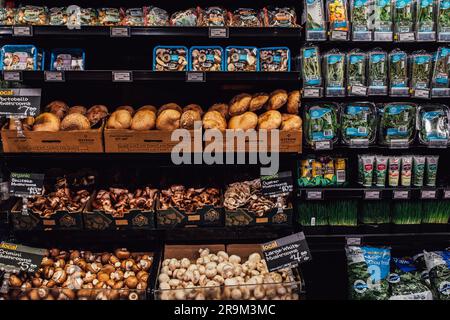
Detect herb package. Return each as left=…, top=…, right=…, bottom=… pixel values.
left=401, top=155, right=413, bottom=186
left=341, top=103, right=377, bottom=145
left=302, top=46, right=323, bottom=87
left=324, top=50, right=346, bottom=93
left=424, top=251, right=450, bottom=300
left=422, top=201, right=450, bottom=224
left=347, top=50, right=367, bottom=93
left=304, top=103, right=339, bottom=146
left=351, top=0, right=372, bottom=38
left=388, top=156, right=401, bottom=187
left=358, top=155, right=375, bottom=187
left=327, top=0, right=350, bottom=37
left=410, top=52, right=433, bottom=90
left=394, top=0, right=416, bottom=38
left=416, top=0, right=437, bottom=36
left=374, top=0, right=394, bottom=32
left=299, top=157, right=347, bottom=187
left=437, top=0, right=450, bottom=35
left=361, top=201, right=391, bottom=224
left=346, top=245, right=391, bottom=300
left=392, top=201, right=423, bottom=224
left=432, top=47, right=450, bottom=89
left=418, top=104, right=450, bottom=145
left=305, top=0, right=327, bottom=36
left=389, top=49, right=409, bottom=89
left=413, top=155, right=426, bottom=186
left=368, top=50, right=388, bottom=93
left=375, top=156, right=389, bottom=186
left=425, top=155, right=439, bottom=186
left=379, top=103, right=417, bottom=145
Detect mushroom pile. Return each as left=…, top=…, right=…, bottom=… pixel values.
left=157, top=248, right=300, bottom=300
left=159, top=185, right=220, bottom=213
left=92, top=187, right=158, bottom=217
left=3, top=248, right=153, bottom=300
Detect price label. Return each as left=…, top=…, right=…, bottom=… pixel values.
left=261, top=172, right=293, bottom=198
left=110, top=26, right=130, bottom=37
left=0, top=242, right=46, bottom=274
left=186, top=72, right=205, bottom=82
left=314, top=141, right=332, bottom=150
left=444, top=190, right=450, bottom=199
left=261, top=232, right=312, bottom=272
left=364, top=190, right=381, bottom=200
left=414, top=89, right=430, bottom=99
left=44, top=71, right=64, bottom=82
left=306, top=191, right=323, bottom=200
left=390, top=87, right=410, bottom=97
left=3, top=71, right=22, bottom=82
left=393, top=190, right=410, bottom=200
left=352, top=31, right=372, bottom=41
left=10, top=173, right=44, bottom=197
left=432, top=88, right=450, bottom=97
left=209, top=27, right=229, bottom=38
left=438, top=32, right=450, bottom=42
left=399, top=32, right=415, bottom=41
left=12, top=26, right=32, bottom=37
left=374, top=31, right=393, bottom=42
left=303, top=87, right=321, bottom=98
left=0, top=88, right=41, bottom=117
left=350, top=85, right=367, bottom=96
left=421, top=190, right=436, bottom=199
left=349, top=139, right=369, bottom=148
left=112, top=71, right=132, bottom=82
left=331, top=30, right=347, bottom=40
left=346, top=237, right=362, bottom=246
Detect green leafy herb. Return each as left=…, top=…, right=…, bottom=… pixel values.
left=394, top=0, right=414, bottom=33
left=304, top=103, right=339, bottom=146
left=417, top=0, right=436, bottom=32
left=422, top=201, right=450, bottom=224
left=438, top=0, right=450, bottom=33
left=380, top=103, right=416, bottom=144
left=347, top=51, right=367, bottom=88
left=368, top=51, right=388, bottom=87
left=424, top=251, right=450, bottom=300
left=375, top=0, right=394, bottom=31
left=411, top=53, right=433, bottom=89
left=392, top=201, right=423, bottom=225
left=432, top=47, right=450, bottom=88
left=418, top=104, right=450, bottom=145
left=361, top=201, right=391, bottom=224
left=389, top=50, right=409, bottom=88
left=324, top=51, right=345, bottom=88
left=302, top=46, right=322, bottom=87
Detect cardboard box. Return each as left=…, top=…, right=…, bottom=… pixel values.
left=156, top=202, right=224, bottom=229
left=1, top=125, right=104, bottom=153
left=225, top=205, right=294, bottom=227
left=104, top=129, right=201, bottom=153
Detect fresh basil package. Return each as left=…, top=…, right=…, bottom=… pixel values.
left=432, top=47, right=450, bottom=90
left=347, top=50, right=367, bottom=95
left=368, top=50, right=388, bottom=95
left=410, top=52, right=433, bottom=91
left=388, top=257, right=434, bottom=300
left=304, top=103, right=339, bottom=147
left=341, top=102, right=377, bottom=145
left=379, top=103, right=417, bottom=146
left=416, top=0, right=437, bottom=40
left=389, top=49, right=409, bottom=94
left=418, top=104, right=450, bottom=146
left=302, top=46, right=323, bottom=88
left=324, top=50, right=346, bottom=96
left=424, top=250, right=450, bottom=300
left=438, top=0, right=450, bottom=40
left=346, top=245, right=391, bottom=300
left=305, top=0, right=327, bottom=40
left=394, top=0, right=416, bottom=40
left=351, top=0, right=373, bottom=40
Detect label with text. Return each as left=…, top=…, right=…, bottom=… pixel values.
left=10, top=172, right=44, bottom=197
left=261, top=172, right=293, bottom=198
left=0, top=242, right=45, bottom=273
left=0, top=88, right=41, bottom=117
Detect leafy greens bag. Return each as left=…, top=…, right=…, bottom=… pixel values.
left=304, top=103, right=339, bottom=147
left=424, top=250, right=450, bottom=300
left=379, top=103, right=417, bottom=146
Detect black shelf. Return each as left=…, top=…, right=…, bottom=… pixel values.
left=302, top=145, right=450, bottom=155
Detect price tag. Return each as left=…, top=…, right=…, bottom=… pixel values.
left=364, top=190, right=381, bottom=200
left=303, top=87, right=321, bottom=98
left=12, top=26, right=32, bottom=37
left=110, top=26, right=130, bottom=37
left=417, top=32, right=436, bottom=42
left=350, top=85, right=367, bottom=96
left=368, top=86, right=388, bottom=96
left=346, top=237, right=362, bottom=246
left=186, top=72, right=206, bottom=82
left=306, top=30, right=327, bottom=41
left=3, top=71, right=22, bottom=82
left=0, top=88, right=41, bottom=117
left=44, top=71, right=64, bottom=82
left=431, top=88, right=450, bottom=97
left=414, top=89, right=430, bottom=99
left=390, top=87, right=410, bottom=97
left=374, top=31, right=393, bottom=42
left=393, top=190, right=410, bottom=200
left=331, top=30, right=347, bottom=40
left=10, top=173, right=44, bottom=197
left=398, top=32, right=415, bottom=41
left=209, top=27, right=229, bottom=38
left=0, top=242, right=46, bottom=274
left=261, top=171, right=293, bottom=198
left=261, top=232, right=312, bottom=272
left=314, top=140, right=332, bottom=150
left=352, top=31, right=372, bottom=41
left=306, top=191, right=323, bottom=200
left=421, top=190, right=436, bottom=199
left=326, top=87, right=346, bottom=97
left=444, top=190, right=450, bottom=199
left=349, top=139, right=369, bottom=148
left=112, top=71, right=132, bottom=82
left=438, top=32, right=450, bottom=42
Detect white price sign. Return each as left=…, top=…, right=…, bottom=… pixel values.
left=13, top=26, right=32, bottom=37
left=44, top=71, right=64, bottom=82
left=3, top=71, right=22, bottom=82
left=303, top=88, right=321, bottom=98
left=306, top=191, right=323, bottom=200
left=421, top=190, right=436, bottom=199
left=314, top=141, right=332, bottom=150
left=112, top=71, right=132, bottom=82
left=393, top=190, right=410, bottom=199
left=414, top=89, right=430, bottom=99
left=364, top=190, right=381, bottom=200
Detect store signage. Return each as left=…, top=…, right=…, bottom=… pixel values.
left=2, top=71, right=22, bottom=82
left=12, top=26, right=32, bottom=37
left=0, top=88, right=41, bottom=117
left=10, top=172, right=44, bottom=197
left=261, top=171, right=293, bottom=198
left=261, top=232, right=312, bottom=272
left=209, top=27, right=229, bottom=38
left=393, top=190, right=409, bottom=200
left=0, top=242, right=45, bottom=273
left=186, top=72, right=205, bottom=82
left=110, top=26, right=130, bottom=37
left=421, top=190, right=436, bottom=199
left=306, top=191, right=323, bottom=200
left=399, top=32, right=415, bottom=42
left=364, top=190, right=381, bottom=200
left=112, top=71, right=133, bottom=82
left=44, top=71, right=65, bottom=82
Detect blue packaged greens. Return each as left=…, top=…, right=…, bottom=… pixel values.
left=304, top=103, right=339, bottom=147
left=416, top=0, right=437, bottom=39
left=302, top=46, right=322, bottom=87
left=259, top=47, right=290, bottom=72
left=225, top=46, right=258, bottom=72
left=347, top=50, right=367, bottom=94
left=424, top=250, right=450, bottom=300
left=324, top=50, right=346, bottom=95
left=394, top=0, right=415, bottom=40
left=438, top=0, right=450, bottom=38
left=346, top=245, right=391, bottom=300
left=305, top=0, right=327, bottom=38
left=341, top=102, right=377, bottom=145
left=368, top=50, right=388, bottom=94
left=432, top=47, right=450, bottom=89
left=418, top=104, right=450, bottom=146
left=50, top=48, right=85, bottom=71
left=153, top=46, right=188, bottom=71
left=379, top=103, right=417, bottom=145
left=189, top=47, right=223, bottom=71
left=351, top=0, right=372, bottom=39
left=1, top=45, right=42, bottom=71
left=411, top=52, right=433, bottom=90
left=389, top=49, right=409, bottom=90
left=374, top=0, right=394, bottom=33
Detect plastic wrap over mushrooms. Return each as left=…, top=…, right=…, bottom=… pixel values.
left=190, top=47, right=223, bottom=71
left=2, top=248, right=153, bottom=300
left=154, top=46, right=188, bottom=71
left=225, top=46, right=258, bottom=72
left=159, top=185, right=220, bottom=213
left=157, top=248, right=300, bottom=300
left=259, top=47, right=290, bottom=72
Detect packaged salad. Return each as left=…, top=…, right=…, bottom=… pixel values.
left=225, top=46, right=258, bottom=72
left=120, top=8, right=145, bottom=26
left=305, top=0, right=327, bottom=40
left=347, top=50, right=367, bottom=96
left=394, top=0, right=416, bottom=41
left=170, top=8, right=199, bottom=26
left=97, top=8, right=121, bottom=26
left=302, top=46, right=323, bottom=89
left=0, top=7, right=16, bottom=25
left=144, top=6, right=169, bottom=26
left=228, top=8, right=262, bottom=27
left=190, top=46, right=223, bottom=72
left=379, top=103, right=417, bottom=146
left=410, top=51, right=433, bottom=96
left=374, top=0, right=394, bottom=40
left=418, top=104, right=450, bottom=146
left=431, top=47, right=450, bottom=93
left=324, top=50, right=346, bottom=96
left=79, top=8, right=98, bottom=26
left=438, top=0, right=450, bottom=40
left=15, top=5, right=48, bottom=25
left=153, top=46, right=188, bottom=72
left=260, top=7, right=298, bottom=27
left=416, top=0, right=437, bottom=41
left=50, top=48, right=85, bottom=71
left=327, top=0, right=350, bottom=40
left=351, top=0, right=373, bottom=41
left=1, top=45, right=42, bottom=71
left=341, top=102, right=377, bottom=145
left=389, top=49, right=410, bottom=96
left=423, top=250, right=450, bottom=300
left=259, top=47, right=290, bottom=72
left=304, top=103, right=339, bottom=147
left=368, top=50, right=388, bottom=95
left=199, top=7, right=227, bottom=26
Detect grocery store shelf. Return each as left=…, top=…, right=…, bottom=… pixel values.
left=302, top=145, right=450, bottom=154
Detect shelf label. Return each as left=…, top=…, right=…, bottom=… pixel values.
left=349, top=139, right=369, bottom=148
left=3, top=71, right=22, bottom=82
left=0, top=88, right=41, bottom=117
left=10, top=172, right=44, bottom=197
left=390, top=87, right=410, bottom=97
left=303, top=87, right=322, bottom=98
left=186, top=72, right=205, bottom=82
left=261, top=171, right=293, bottom=198
left=444, top=190, right=450, bottom=199
left=314, top=140, right=332, bottom=150
left=414, top=89, right=430, bottom=99
left=209, top=27, right=229, bottom=38
left=398, top=32, right=415, bottom=41
left=346, top=237, right=362, bottom=246
left=112, top=71, right=133, bottom=82
left=393, top=190, right=410, bottom=200
left=0, top=242, right=46, bottom=274
left=12, top=26, right=32, bottom=37
left=431, top=88, right=450, bottom=97
left=331, top=30, right=347, bottom=40
left=364, top=190, right=381, bottom=200
left=44, top=71, right=65, bottom=82
left=352, top=31, right=372, bottom=41
left=374, top=31, right=393, bottom=42
left=350, top=85, right=367, bottom=96
left=421, top=190, right=436, bottom=199
left=261, top=232, right=312, bottom=272
left=110, top=26, right=130, bottom=37
left=306, top=191, right=323, bottom=200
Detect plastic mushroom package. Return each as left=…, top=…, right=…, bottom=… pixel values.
left=153, top=46, right=188, bottom=71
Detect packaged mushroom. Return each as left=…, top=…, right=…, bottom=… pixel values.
left=15, top=5, right=48, bottom=25
left=190, top=46, right=224, bottom=72
left=170, top=8, right=199, bottom=26
left=48, top=7, right=68, bottom=25
left=260, top=7, right=298, bottom=27
left=1, top=45, right=42, bottom=71
left=228, top=8, right=262, bottom=27
left=199, top=7, right=228, bottom=26
left=153, top=46, right=188, bottom=72
left=144, top=6, right=169, bottom=26
left=225, top=46, right=259, bottom=72
left=2, top=248, right=154, bottom=300
left=0, top=7, right=16, bottom=25
left=120, top=7, right=145, bottom=26
left=50, top=49, right=85, bottom=71
left=79, top=8, right=98, bottom=25
left=155, top=245, right=303, bottom=300
left=259, top=47, right=291, bottom=72
left=97, top=8, right=121, bottom=26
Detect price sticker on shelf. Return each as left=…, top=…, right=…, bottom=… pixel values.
left=261, top=232, right=312, bottom=272
left=350, top=85, right=367, bottom=96
left=414, top=89, right=430, bottom=99
left=306, top=191, right=323, bottom=200
left=186, top=72, right=205, bottom=82
left=3, top=71, right=22, bottom=82
left=393, top=190, right=410, bottom=200
left=399, top=32, right=415, bottom=42
left=12, top=26, right=32, bottom=37
left=303, top=87, right=321, bottom=98
left=421, top=190, right=437, bottom=199
left=364, top=190, right=381, bottom=200
left=374, top=31, right=393, bottom=42
left=261, top=171, right=293, bottom=198
left=110, top=26, right=130, bottom=37
left=0, top=242, right=46, bottom=274
left=209, top=27, right=229, bottom=38
left=314, top=141, right=332, bottom=150
left=44, top=71, right=65, bottom=82
left=444, top=190, right=450, bottom=199
left=331, top=30, right=347, bottom=40
left=112, top=71, right=133, bottom=82
left=0, top=88, right=41, bottom=117
left=346, top=237, right=362, bottom=246
left=9, top=173, right=44, bottom=197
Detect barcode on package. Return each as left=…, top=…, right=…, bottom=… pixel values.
left=324, top=130, right=332, bottom=137
left=398, top=126, right=407, bottom=133
left=358, top=127, right=367, bottom=134
left=336, top=170, right=346, bottom=183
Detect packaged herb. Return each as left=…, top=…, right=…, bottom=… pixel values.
left=423, top=250, right=450, bottom=300
left=299, top=159, right=314, bottom=187
left=389, top=49, right=409, bottom=89
left=346, top=245, right=391, bottom=300
left=413, top=253, right=432, bottom=287
left=368, top=50, right=388, bottom=91
left=327, top=0, right=350, bottom=36
left=410, top=51, right=433, bottom=90
left=432, top=47, right=450, bottom=89
left=438, top=0, right=450, bottom=35
left=324, top=50, right=346, bottom=92
left=304, top=103, right=339, bottom=147
left=413, top=156, right=426, bottom=186
left=347, top=50, right=367, bottom=93
left=394, top=0, right=415, bottom=38
left=375, top=156, right=389, bottom=187
left=359, top=155, right=375, bottom=187
left=312, top=159, right=326, bottom=186
left=341, top=103, right=377, bottom=145
left=323, top=157, right=336, bottom=185
left=388, top=256, right=434, bottom=300
left=302, top=46, right=323, bottom=87
left=388, top=156, right=401, bottom=187
left=374, top=0, right=394, bottom=32
left=418, top=104, right=450, bottom=145
left=425, top=155, right=439, bottom=186
left=351, top=0, right=371, bottom=34
left=335, top=158, right=347, bottom=185
left=305, top=0, right=327, bottom=34
left=416, top=0, right=436, bottom=36
left=379, top=103, right=417, bottom=145
left=401, top=156, right=413, bottom=186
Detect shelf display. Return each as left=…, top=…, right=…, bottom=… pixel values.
left=298, top=156, right=347, bottom=187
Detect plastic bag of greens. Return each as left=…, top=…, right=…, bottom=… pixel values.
left=374, top=0, right=394, bottom=40
left=438, top=0, right=450, bottom=40
left=431, top=47, right=450, bottom=93
left=418, top=104, right=450, bottom=146
left=351, top=0, right=372, bottom=41
left=416, top=0, right=437, bottom=41
left=305, top=0, right=327, bottom=40
left=341, top=102, right=377, bottom=145
left=379, top=103, right=417, bottom=146
left=389, top=49, right=410, bottom=96
left=347, top=50, right=367, bottom=96
left=410, top=51, right=433, bottom=97
left=424, top=250, right=450, bottom=300
left=368, top=50, right=388, bottom=95
left=346, top=245, right=391, bottom=300
left=304, top=103, right=339, bottom=147
left=324, top=50, right=346, bottom=96
left=302, top=46, right=323, bottom=89
left=326, top=0, right=350, bottom=40
left=388, top=256, right=434, bottom=300
left=394, top=0, right=416, bottom=41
